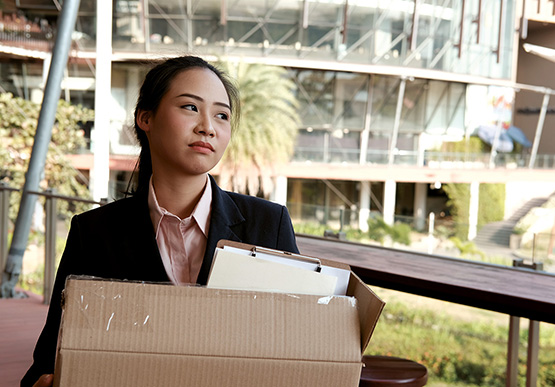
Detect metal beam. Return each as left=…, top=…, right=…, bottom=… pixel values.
left=410, top=0, right=421, bottom=51
left=493, top=0, right=506, bottom=64
left=454, top=0, right=466, bottom=58
left=528, top=91, right=550, bottom=168
left=389, top=77, right=407, bottom=165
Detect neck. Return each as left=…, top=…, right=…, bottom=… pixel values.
left=151, top=173, right=208, bottom=219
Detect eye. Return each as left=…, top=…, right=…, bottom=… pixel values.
left=216, top=112, right=229, bottom=120
left=182, top=104, right=198, bottom=112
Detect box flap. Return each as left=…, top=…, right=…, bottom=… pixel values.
left=60, top=277, right=362, bottom=363
left=347, top=271, right=385, bottom=352
left=314, top=257, right=385, bottom=352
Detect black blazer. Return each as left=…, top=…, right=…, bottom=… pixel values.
left=21, top=175, right=298, bottom=386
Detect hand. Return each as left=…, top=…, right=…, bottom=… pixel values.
left=33, top=374, right=53, bottom=387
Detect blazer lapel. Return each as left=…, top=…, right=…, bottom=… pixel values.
left=123, top=193, right=169, bottom=282
left=196, top=175, right=245, bottom=285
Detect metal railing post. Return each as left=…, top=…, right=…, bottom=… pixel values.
left=527, top=320, right=540, bottom=387
left=506, top=315, right=520, bottom=387
left=43, top=189, right=57, bottom=305
left=0, top=183, right=11, bottom=276
left=511, top=258, right=543, bottom=387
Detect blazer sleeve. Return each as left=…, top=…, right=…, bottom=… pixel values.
left=275, top=205, right=299, bottom=254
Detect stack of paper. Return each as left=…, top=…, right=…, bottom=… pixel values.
left=207, top=244, right=351, bottom=296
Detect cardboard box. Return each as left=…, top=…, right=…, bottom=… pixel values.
left=53, top=245, right=384, bottom=387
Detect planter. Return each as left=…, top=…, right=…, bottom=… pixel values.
left=509, top=234, right=522, bottom=250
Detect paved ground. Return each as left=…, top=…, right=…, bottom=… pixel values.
left=0, top=290, right=47, bottom=387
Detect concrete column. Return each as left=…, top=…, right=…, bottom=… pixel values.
left=468, top=181, right=480, bottom=241
left=383, top=180, right=396, bottom=226
left=414, top=183, right=427, bottom=231
left=359, top=181, right=371, bottom=232
left=272, top=175, right=288, bottom=206
left=91, top=0, right=113, bottom=202
left=359, top=76, right=373, bottom=165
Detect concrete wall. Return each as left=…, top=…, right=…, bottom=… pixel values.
left=514, top=23, right=555, bottom=154
left=505, top=181, right=555, bottom=220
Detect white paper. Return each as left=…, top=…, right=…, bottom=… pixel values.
left=207, top=249, right=338, bottom=296
left=221, top=246, right=351, bottom=295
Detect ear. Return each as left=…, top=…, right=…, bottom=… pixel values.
left=136, top=109, right=152, bottom=133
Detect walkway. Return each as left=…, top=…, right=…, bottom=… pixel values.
left=0, top=291, right=47, bottom=387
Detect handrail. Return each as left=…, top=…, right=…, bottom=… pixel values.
left=26, top=190, right=104, bottom=206
left=0, top=185, right=105, bottom=303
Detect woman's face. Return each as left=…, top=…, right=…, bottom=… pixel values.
left=137, top=67, right=232, bottom=179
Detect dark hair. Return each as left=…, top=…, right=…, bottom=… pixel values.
left=127, top=55, right=240, bottom=196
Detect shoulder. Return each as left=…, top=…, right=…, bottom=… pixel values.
left=223, top=190, right=286, bottom=215
left=73, top=195, right=146, bottom=227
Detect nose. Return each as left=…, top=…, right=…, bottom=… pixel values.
left=195, top=113, right=215, bottom=138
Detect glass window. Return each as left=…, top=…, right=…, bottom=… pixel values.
left=114, top=0, right=144, bottom=49
left=294, top=70, right=335, bottom=128
left=291, top=69, right=368, bottom=130
left=370, top=75, right=400, bottom=133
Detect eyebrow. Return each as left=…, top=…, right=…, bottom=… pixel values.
left=176, top=93, right=231, bottom=111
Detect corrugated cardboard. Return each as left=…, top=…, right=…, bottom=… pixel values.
left=53, top=243, right=384, bottom=387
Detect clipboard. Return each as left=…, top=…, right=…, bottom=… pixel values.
left=207, top=240, right=352, bottom=296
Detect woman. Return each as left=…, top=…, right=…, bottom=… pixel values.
left=23, top=55, right=298, bottom=387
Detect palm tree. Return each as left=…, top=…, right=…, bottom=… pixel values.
left=215, top=60, right=300, bottom=197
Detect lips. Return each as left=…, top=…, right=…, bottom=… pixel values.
left=189, top=141, right=215, bottom=153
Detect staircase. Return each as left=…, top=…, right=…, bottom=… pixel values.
left=473, top=197, right=549, bottom=255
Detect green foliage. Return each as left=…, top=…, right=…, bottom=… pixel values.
left=216, top=60, right=300, bottom=196
left=449, top=237, right=486, bottom=259
left=367, top=215, right=412, bottom=246
left=18, top=263, right=45, bottom=295
left=443, top=183, right=505, bottom=241
left=478, top=183, right=505, bottom=226
left=390, top=222, right=412, bottom=245
left=368, top=299, right=555, bottom=386
left=367, top=216, right=390, bottom=244
left=443, top=183, right=470, bottom=240
left=0, top=93, right=94, bottom=221
left=292, top=222, right=328, bottom=236
left=440, top=137, right=487, bottom=153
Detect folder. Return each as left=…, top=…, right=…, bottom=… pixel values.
left=207, top=240, right=351, bottom=296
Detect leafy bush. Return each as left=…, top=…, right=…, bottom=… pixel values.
left=293, top=222, right=328, bottom=236
left=443, top=183, right=505, bottom=241
left=478, top=183, right=505, bottom=226
left=0, top=93, right=94, bottom=221
left=390, top=222, right=412, bottom=246
left=449, top=237, right=486, bottom=259
left=440, top=137, right=487, bottom=153
left=367, top=215, right=412, bottom=246
left=443, top=183, right=470, bottom=240
left=367, top=216, right=390, bottom=244
left=367, top=297, right=555, bottom=386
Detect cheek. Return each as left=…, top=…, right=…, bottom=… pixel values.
left=220, top=128, right=232, bottom=147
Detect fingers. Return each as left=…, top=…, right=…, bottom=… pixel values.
left=33, top=374, right=53, bottom=387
